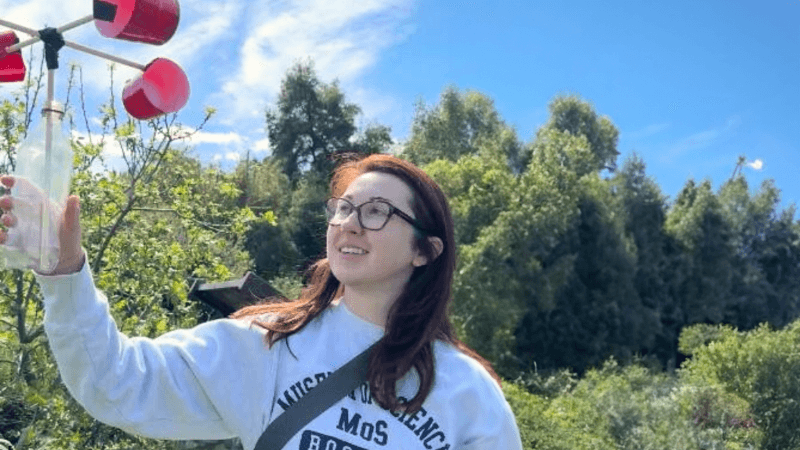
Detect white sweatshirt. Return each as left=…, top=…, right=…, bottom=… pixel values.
left=38, top=261, right=523, bottom=450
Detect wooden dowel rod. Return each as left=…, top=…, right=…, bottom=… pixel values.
left=63, top=41, right=147, bottom=71
left=3, top=15, right=94, bottom=53
left=0, top=17, right=146, bottom=71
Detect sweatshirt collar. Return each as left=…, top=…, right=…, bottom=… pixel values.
left=334, top=298, right=385, bottom=341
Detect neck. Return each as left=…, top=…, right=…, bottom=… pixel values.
left=341, top=281, right=405, bottom=328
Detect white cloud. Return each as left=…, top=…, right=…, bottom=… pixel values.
left=348, top=86, right=403, bottom=127
left=70, top=129, right=125, bottom=160
left=663, top=115, right=742, bottom=163
left=625, top=122, right=670, bottom=141
left=671, top=129, right=720, bottom=153
left=158, top=0, right=242, bottom=64
left=253, top=137, right=270, bottom=153
left=0, top=0, right=78, bottom=34
left=186, top=130, right=243, bottom=146
left=212, top=0, right=415, bottom=126
left=747, top=159, right=763, bottom=171
left=212, top=151, right=241, bottom=163
left=386, top=142, right=403, bottom=155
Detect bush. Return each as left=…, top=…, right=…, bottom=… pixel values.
left=574, top=359, right=762, bottom=450
left=0, top=388, right=34, bottom=444
left=503, top=381, right=615, bottom=450
left=681, top=320, right=800, bottom=449
left=505, top=357, right=764, bottom=450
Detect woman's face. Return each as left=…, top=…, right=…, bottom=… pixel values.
left=326, top=171, right=426, bottom=292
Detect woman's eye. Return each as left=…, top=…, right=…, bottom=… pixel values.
left=366, top=205, right=386, bottom=217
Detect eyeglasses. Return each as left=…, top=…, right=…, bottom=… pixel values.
left=325, top=197, right=430, bottom=232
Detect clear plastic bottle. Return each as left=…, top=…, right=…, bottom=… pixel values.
left=1, top=101, right=72, bottom=272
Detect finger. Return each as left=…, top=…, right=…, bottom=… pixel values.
left=64, top=195, right=80, bottom=229
left=60, top=195, right=82, bottom=253
left=0, top=195, right=11, bottom=211
left=0, top=175, right=14, bottom=189
left=1, top=213, right=16, bottom=228
left=47, top=195, right=84, bottom=275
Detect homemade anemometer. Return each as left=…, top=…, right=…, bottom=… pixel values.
left=0, top=0, right=190, bottom=119
left=0, top=0, right=190, bottom=273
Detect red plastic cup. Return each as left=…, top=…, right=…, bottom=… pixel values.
left=0, top=31, right=26, bottom=82
left=95, top=0, right=180, bottom=45
left=122, top=58, right=190, bottom=119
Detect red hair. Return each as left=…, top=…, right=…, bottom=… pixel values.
left=234, top=154, right=500, bottom=413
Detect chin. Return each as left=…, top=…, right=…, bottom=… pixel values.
left=329, top=264, right=360, bottom=285
left=330, top=266, right=379, bottom=289
left=331, top=271, right=369, bottom=288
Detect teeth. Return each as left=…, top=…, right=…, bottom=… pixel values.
left=340, top=246, right=367, bottom=255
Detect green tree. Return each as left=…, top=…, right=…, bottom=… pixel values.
left=515, top=174, right=660, bottom=374
left=451, top=117, right=594, bottom=376
left=243, top=168, right=327, bottom=279
left=266, top=61, right=391, bottom=184
left=612, top=154, right=682, bottom=370
left=233, top=157, right=298, bottom=279
left=536, top=95, right=619, bottom=174
left=423, top=141, right=516, bottom=247
left=440, top=95, right=627, bottom=377
left=402, top=86, right=524, bottom=171
left=665, top=179, right=736, bottom=326
left=718, top=174, right=800, bottom=329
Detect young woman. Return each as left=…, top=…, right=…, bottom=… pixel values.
left=0, top=154, right=522, bottom=450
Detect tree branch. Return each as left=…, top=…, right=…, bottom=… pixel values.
left=23, top=49, right=46, bottom=133
left=0, top=317, right=17, bottom=330
left=78, top=66, right=94, bottom=147
left=21, top=325, right=44, bottom=344
left=14, top=270, right=26, bottom=343
left=22, top=272, right=37, bottom=317
left=92, top=193, right=136, bottom=274
left=132, top=207, right=178, bottom=213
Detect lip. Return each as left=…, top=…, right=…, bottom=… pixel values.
left=335, top=244, right=369, bottom=262
left=337, top=243, right=370, bottom=254
left=338, top=252, right=367, bottom=261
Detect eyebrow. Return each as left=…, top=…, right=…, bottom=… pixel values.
left=342, top=195, right=393, bottom=203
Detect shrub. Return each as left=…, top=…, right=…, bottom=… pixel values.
left=681, top=320, right=800, bottom=449
left=506, top=358, right=763, bottom=450
left=504, top=378, right=616, bottom=450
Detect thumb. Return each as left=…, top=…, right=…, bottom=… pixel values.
left=61, top=195, right=82, bottom=254
left=63, top=195, right=81, bottom=235
left=49, top=195, right=84, bottom=275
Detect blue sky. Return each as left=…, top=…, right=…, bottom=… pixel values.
left=1, top=0, right=798, bottom=215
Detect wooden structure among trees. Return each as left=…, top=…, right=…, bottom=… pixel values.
left=189, top=272, right=282, bottom=317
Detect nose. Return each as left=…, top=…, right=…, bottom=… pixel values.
left=339, top=208, right=363, bottom=234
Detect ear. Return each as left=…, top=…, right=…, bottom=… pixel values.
left=412, top=236, right=444, bottom=267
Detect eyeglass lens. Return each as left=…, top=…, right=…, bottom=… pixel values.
left=326, top=198, right=392, bottom=230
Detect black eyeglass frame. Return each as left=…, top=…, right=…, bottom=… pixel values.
left=325, top=197, right=435, bottom=234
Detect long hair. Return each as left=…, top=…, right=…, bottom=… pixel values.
left=233, top=154, right=500, bottom=413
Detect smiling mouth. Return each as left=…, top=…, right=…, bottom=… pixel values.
left=339, top=246, right=368, bottom=255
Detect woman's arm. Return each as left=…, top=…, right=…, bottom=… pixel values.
left=38, top=259, right=273, bottom=440
left=2, top=177, right=276, bottom=443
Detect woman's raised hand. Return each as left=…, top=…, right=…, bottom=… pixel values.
left=0, top=175, right=84, bottom=275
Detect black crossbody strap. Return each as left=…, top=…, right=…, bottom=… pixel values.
left=255, top=342, right=378, bottom=450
